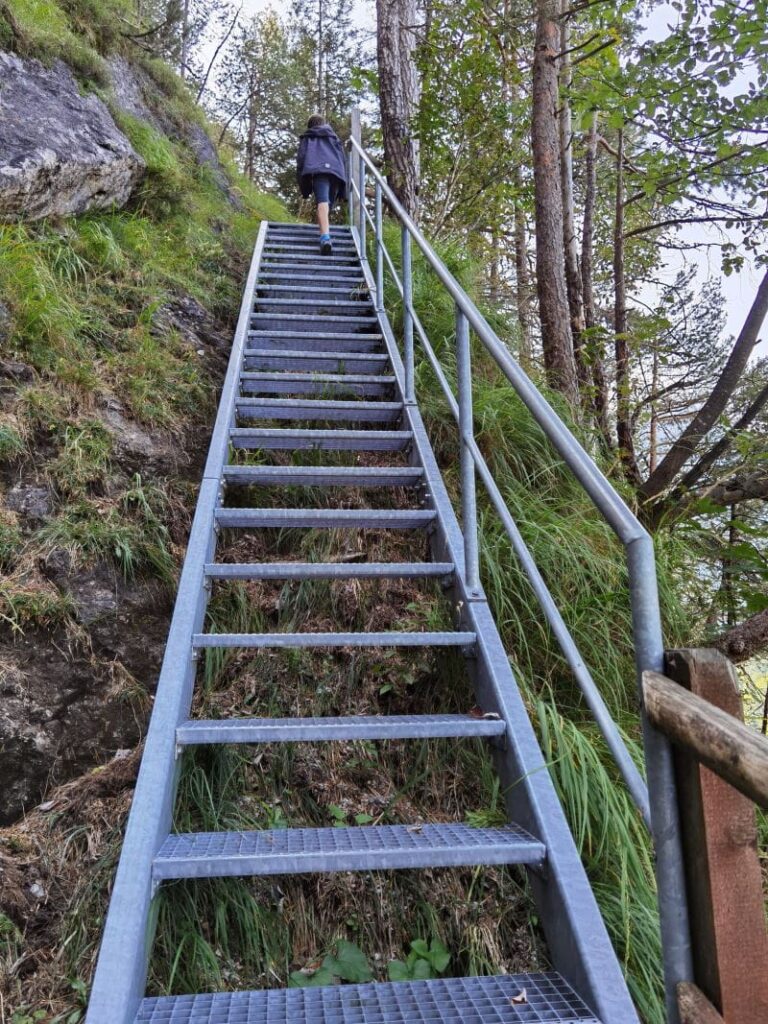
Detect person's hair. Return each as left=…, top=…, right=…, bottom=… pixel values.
left=307, top=114, right=325, bottom=129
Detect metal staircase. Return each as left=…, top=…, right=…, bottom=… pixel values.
left=86, top=149, right=691, bottom=1021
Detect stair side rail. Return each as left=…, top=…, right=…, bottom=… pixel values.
left=348, top=129, right=693, bottom=1024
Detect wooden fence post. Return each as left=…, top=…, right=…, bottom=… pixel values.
left=665, top=648, right=768, bottom=1024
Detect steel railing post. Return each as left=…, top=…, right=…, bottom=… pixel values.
left=375, top=182, right=384, bottom=311
left=401, top=227, right=415, bottom=403
left=358, top=153, right=366, bottom=255
left=348, top=148, right=355, bottom=229
left=455, top=306, right=480, bottom=594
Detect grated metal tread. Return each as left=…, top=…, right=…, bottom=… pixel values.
left=250, top=313, right=379, bottom=327
left=176, top=712, right=506, bottom=745
left=244, top=351, right=389, bottom=374
left=153, top=822, right=544, bottom=880
left=234, top=397, right=403, bottom=422
left=192, top=630, right=476, bottom=649
left=245, top=335, right=384, bottom=353
left=221, top=465, right=423, bottom=486
left=247, top=329, right=382, bottom=341
left=203, top=561, right=454, bottom=580
left=135, top=973, right=600, bottom=1024
left=256, top=272, right=366, bottom=286
left=213, top=508, right=435, bottom=529
left=239, top=372, right=394, bottom=396
left=229, top=427, right=412, bottom=451
left=254, top=299, right=373, bottom=311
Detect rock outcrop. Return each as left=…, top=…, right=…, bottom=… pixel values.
left=0, top=52, right=145, bottom=220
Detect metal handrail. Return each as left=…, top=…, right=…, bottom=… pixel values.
left=348, top=130, right=692, bottom=1024
left=350, top=174, right=651, bottom=820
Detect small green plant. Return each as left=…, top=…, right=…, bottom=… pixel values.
left=0, top=422, right=25, bottom=461
left=387, top=938, right=450, bottom=982
left=289, top=940, right=373, bottom=988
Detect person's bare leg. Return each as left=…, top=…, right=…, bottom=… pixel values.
left=317, top=201, right=330, bottom=235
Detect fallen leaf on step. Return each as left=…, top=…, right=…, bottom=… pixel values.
left=468, top=706, right=501, bottom=719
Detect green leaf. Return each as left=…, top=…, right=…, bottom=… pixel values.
left=327, top=940, right=373, bottom=983
left=411, top=957, right=433, bottom=980
left=428, top=940, right=450, bottom=973
left=288, top=966, right=336, bottom=988
left=387, top=960, right=411, bottom=982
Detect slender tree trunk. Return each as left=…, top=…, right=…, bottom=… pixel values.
left=532, top=0, right=579, bottom=404
left=649, top=345, right=659, bottom=473
left=642, top=268, right=768, bottom=501
left=180, top=0, right=190, bottom=79
left=489, top=228, right=500, bottom=303
left=613, top=129, right=641, bottom=483
left=559, top=3, right=589, bottom=398
left=723, top=504, right=738, bottom=628
left=513, top=170, right=533, bottom=371
left=317, top=0, right=325, bottom=116
left=376, top=0, right=421, bottom=219
left=581, top=110, right=612, bottom=447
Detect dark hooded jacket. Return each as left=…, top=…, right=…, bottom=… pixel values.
left=296, top=124, right=347, bottom=201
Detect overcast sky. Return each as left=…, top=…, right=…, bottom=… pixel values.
left=213, top=1, right=762, bottom=349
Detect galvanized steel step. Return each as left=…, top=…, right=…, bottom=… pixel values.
left=239, top=371, right=394, bottom=396
left=213, top=508, right=436, bottom=529
left=250, top=313, right=379, bottom=331
left=176, top=712, right=506, bottom=745
left=203, top=560, right=454, bottom=580
left=247, top=332, right=384, bottom=353
left=229, top=427, right=412, bottom=451
left=192, top=630, right=476, bottom=649
left=243, top=351, right=389, bottom=374
left=221, top=465, right=422, bottom=486
left=152, top=822, right=544, bottom=880
left=257, top=271, right=366, bottom=287
left=135, top=973, right=600, bottom=1024
left=234, top=397, right=403, bottom=422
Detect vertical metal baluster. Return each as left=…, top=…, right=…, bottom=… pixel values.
left=348, top=148, right=354, bottom=229
left=375, top=182, right=384, bottom=310
left=358, top=153, right=366, bottom=256
left=401, top=227, right=415, bottom=403
left=456, top=306, right=480, bottom=594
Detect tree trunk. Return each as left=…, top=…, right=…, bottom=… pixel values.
left=613, top=129, right=641, bottom=483
left=180, top=0, right=190, bottom=79
left=531, top=0, right=579, bottom=404
left=641, top=269, right=768, bottom=501
left=317, top=0, right=325, bottom=116
left=581, top=110, right=612, bottom=447
left=376, top=0, right=421, bottom=219
left=513, top=168, right=533, bottom=371
left=559, top=3, right=589, bottom=398
left=713, top=609, right=768, bottom=665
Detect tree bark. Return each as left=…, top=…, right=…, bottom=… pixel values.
left=180, top=0, right=190, bottom=78
left=581, top=110, right=612, bottom=448
left=559, top=3, right=589, bottom=398
left=376, top=0, right=421, bottom=219
left=532, top=0, right=579, bottom=405
left=641, top=269, right=768, bottom=501
left=513, top=168, right=533, bottom=371
left=712, top=609, right=768, bottom=664
left=613, top=129, right=642, bottom=483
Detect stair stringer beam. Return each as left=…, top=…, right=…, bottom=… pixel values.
left=349, top=227, right=640, bottom=1024
left=84, top=223, right=270, bottom=1024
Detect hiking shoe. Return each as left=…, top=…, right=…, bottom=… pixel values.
left=320, top=235, right=333, bottom=256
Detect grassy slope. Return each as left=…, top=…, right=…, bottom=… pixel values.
left=0, top=0, right=288, bottom=629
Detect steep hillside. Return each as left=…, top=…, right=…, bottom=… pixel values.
left=0, top=0, right=288, bottom=826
